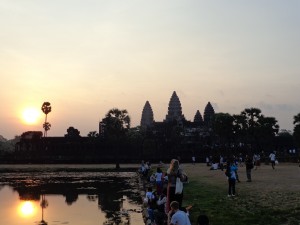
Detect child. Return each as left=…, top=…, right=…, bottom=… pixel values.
left=145, top=187, right=156, bottom=224
left=155, top=167, right=164, bottom=195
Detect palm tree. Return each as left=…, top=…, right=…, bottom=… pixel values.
left=39, top=194, right=48, bottom=225
left=293, top=113, right=300, bottom=147
left=43, top=122, right=51, bottom=136
left=41, top=102, right=52, bottom=137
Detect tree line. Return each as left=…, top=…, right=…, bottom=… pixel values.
left=0, top=107, right=299, bottom=162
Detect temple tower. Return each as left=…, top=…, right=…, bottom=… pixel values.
left=140, top=101, right=154, bottom=129
left=194, top=110, right=203, bottom=124
left=165, top=91, right=184, bottom=123
left=203, top=102, right=215, bottom=126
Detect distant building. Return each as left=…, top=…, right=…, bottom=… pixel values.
left=140, top=101, right=154, bottom=130
left=194, top=110, right=203, bottom=124
left=203, top=101, right=215, bottom=127
left=140, top=91, right=215, bottom=131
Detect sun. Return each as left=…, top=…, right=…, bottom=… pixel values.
left=22, top=107, right=41, bottom=124
left=18, top=201, right=36, bottom=217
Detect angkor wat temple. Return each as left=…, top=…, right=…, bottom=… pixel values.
left=141, top=91, right=215, bottom=133
left=137, top=91, right=215, bottom=161
left=8, top=91, right=215, bottom=163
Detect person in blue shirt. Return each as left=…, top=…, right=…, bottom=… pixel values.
left=225, top=160, right=237, bottom=197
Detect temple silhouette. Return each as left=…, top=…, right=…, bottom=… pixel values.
left=136, top=91, right=215, bottom=161
left=140, top=91, right=215, bottom=134
left=10, top=91, right=215, bottom=163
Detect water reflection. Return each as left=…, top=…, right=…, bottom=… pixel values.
left=39, top=194, right=48, bottom=225
left=19, top=201, right=36, bottom=217
left=0, top=170, right=143, bottom=225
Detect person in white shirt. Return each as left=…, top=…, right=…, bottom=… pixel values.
left=154, top=188, right=168, bottom=225
left=192, top=156, right=196, bottom=165
left=145, top=187, right=156, bottom=223
left=155, top=167, right=164, bottom=195
left=168, top=201, right=191, bottom=225
left=253, top=153, right=261, bottom=170
left=269, top=152, right=276, bottom=169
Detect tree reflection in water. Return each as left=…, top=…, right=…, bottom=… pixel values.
left=39, top=194, right=48, bottom=225
left=0, top=170, right=142, bottom=225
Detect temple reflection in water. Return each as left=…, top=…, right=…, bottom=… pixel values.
left=0, top=166, right=143, bottom=225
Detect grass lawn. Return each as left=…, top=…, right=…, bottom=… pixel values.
left=154, top=162, right=300, bottom=225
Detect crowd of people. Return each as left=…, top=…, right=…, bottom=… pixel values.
left=139, top=151, right=278, bottom=225
left=223, top=151, right=278, bottom=197
left=140, top=159, right=207, bottom=225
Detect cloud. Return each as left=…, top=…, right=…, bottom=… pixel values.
left=257, top=102, right=297, bottom=112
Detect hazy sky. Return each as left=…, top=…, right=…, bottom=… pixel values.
left=1, top=1, right=299, bottom=139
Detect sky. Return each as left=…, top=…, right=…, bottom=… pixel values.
left=0, top=0, right=299, bottom=140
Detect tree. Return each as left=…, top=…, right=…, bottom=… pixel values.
left=241, top=108, right=263, bottom=150
left=101, top=108, right=131, bottom=168
left=126, top=127, right=143, bottom=158
left=293, top=113, right=300, bottom=147
left=0, top=135, right=21, bottom=153
left=41, top=102, right=52, bottom=137
left=232, top=114, right=247, bottom=146
left=65, top=127, right=81, bottom=138
left=213, top=113, right=234, bottom=146
left=101, top=108, right=131, bottom=137
left=256, top=116, right=279, bottom=150
left=43, top=122, right=51, bottom=134
left=276, top=129, right=294, bottom=150
left=87, top=131, right=99, bottom=138
left=233, top=108, right=279, bottom=152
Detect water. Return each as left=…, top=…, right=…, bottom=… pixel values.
left=0, top=165, right=144, bottom=225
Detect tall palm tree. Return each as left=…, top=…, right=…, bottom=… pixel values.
left=43, top=122, right=51, bottom=136
left=41, top=102, right=52, bottom=137
left=39, top=194, right=48, bottom=225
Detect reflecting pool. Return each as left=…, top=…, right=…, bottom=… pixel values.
left=0, top=165, right=144, bottom=225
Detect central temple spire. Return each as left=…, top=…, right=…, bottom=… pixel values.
left=165, top=91, right=184, bottom=122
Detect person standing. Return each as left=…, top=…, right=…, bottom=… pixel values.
left=253, top=153, right=261, bottom=170
left=155, top=167, right=164, bottom=195
left=245, top=155, right=253, bottom=182
left=219, top=155, right=224, bottom=171
left=269, top=151, right=276, bottom=169
left=206, top=156, right=210, bottom=167
left=233, top=157, right=241, bottom=182
left=253, top=154, right=257, bottom=169
left=154, top=188, right=168, bottom=225
left=192, top=156, right=196, bottom=165
left=226, top=160, right=237, bottom=197
left=145, top=187, right=156, bottom=224
left=166, top=159, right=185, bottom=212
left=168, top=201, right=191, bottom=225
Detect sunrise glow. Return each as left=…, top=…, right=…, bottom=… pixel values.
left=22, top=108, right=41, bottom=125
left=19, top=201, right=36, bottom=217
left=0, top=1, right=299, bottom=140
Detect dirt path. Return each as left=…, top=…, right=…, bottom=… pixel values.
left=179, top=162, right=300, bottom=192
